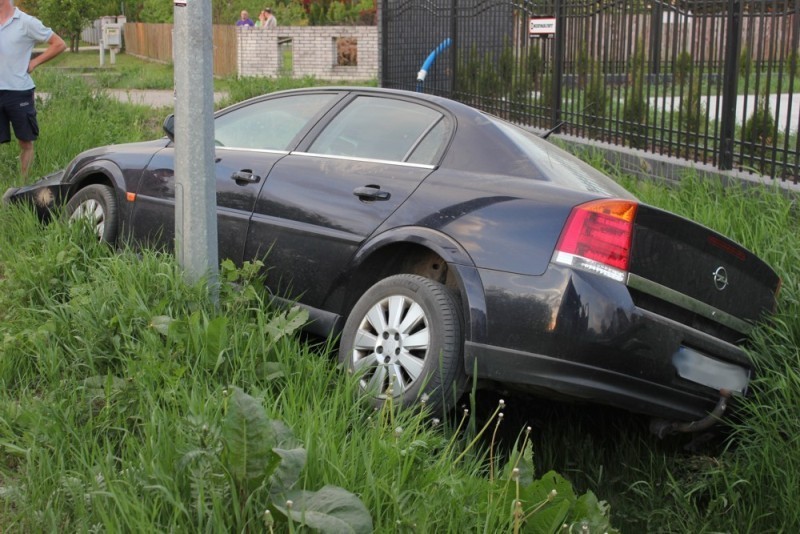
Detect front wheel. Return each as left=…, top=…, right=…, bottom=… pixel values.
left=338, top=274, right=465, bottom=414
left=64, top=184, right=119, bottom=244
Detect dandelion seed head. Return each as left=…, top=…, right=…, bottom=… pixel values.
left=394, top=426, right=403, bottom=437
left=285, top=500, right=294, bottom=510
left=431, top=418, right=441, bottom=427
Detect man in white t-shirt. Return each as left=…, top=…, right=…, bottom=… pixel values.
left=0, top=0, right=66, bottom=178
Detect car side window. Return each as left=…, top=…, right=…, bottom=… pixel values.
left=406, top=119, right=450, bottom=164
left=308, top=96, right=446, bottom=163
left=214, top=93, right=336, bottom=150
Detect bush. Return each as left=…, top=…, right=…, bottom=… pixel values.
left=679, top=74, right=706, bottom=146
left=624, top=40, right=649, bottom=148
left=673, top=50, right=693, bottom=86
left=741, top=96, right=776, bottom=170
left=584, top=62, right=607, bottom=130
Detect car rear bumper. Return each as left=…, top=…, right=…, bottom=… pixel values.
left=468, top=264, right=752, bottom=422
left=465, top=340, right=731, bottom=421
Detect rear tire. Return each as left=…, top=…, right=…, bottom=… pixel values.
left=65, top=184, right=119, bottom=244
left=338, top=274, right=466, bottom=414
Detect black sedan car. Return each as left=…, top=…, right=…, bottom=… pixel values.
left=3, top=87, right=780, bottom=433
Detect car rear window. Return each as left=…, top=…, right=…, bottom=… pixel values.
left=488, top=116, right=635, bottom=198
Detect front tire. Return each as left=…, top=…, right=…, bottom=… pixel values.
left=338, top=274, right=465, bottom=414
left=65, top=184, right=119, bottom=244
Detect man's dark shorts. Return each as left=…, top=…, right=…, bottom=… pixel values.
left=0, top=89, right=39, bottom=144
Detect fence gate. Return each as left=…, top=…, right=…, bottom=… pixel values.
left=381, top=0, right=800, bottom=183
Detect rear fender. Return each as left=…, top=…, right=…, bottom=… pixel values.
left=351, top=226, right=488, bottom=347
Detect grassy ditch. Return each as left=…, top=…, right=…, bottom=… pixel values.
left=0, top=78, right=611, bottom=531
left=0, top=214, right=618, bottom=531
left=1, top=75, right=798, bottom=532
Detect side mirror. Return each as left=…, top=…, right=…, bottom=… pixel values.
left=163, top=114, right=175, bottom=142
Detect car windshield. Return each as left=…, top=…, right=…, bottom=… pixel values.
left=487, top=116, right=636, bottom=199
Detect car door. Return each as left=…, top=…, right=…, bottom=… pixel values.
left=128, top=92, right=343, bottom=262
left=243, top=93, right=453, bottom=309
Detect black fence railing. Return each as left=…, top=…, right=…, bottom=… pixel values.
left=380, top=0, right=800, bottom=183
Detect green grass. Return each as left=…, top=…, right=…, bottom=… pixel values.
left=37, top=49, right=376, bottom=98
left=0, top=211, right=613, bottom=532
left=1, top=74, right=798, bottom=533
left=42, top=49, right=177, bottom=90
left=0, top=80, right=612, bottom=532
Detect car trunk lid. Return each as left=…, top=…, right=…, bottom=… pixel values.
left=627, top=205, right=779, bottom=335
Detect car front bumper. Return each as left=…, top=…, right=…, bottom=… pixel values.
left=2, top=170, right=67, bottom=219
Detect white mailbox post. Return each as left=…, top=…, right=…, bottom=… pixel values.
left=99, top=17, right=124, bottom=66
left=102, top=23, right=122, bottom=64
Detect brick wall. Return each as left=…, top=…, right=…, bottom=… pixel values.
left=237, top=26, right=377, bottom=81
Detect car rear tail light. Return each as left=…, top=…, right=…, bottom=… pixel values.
left=553, top=199, right=638, bottom=282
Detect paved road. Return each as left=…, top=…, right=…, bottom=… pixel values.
left=104, top=89, right=228, bottom=108
left=37, top=88, right=228, bottom=108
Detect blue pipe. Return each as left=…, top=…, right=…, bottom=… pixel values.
left=416, top=38, right=451, bottom=92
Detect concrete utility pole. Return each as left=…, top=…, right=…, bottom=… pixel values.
left=173, top=0, right=219, bottom=302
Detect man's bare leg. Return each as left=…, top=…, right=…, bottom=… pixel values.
left=19, top=140, right=34, bottom=178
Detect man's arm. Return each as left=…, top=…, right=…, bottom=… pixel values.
left=28, top=32, right=67, bottom=73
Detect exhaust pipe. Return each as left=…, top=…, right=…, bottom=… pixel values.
left=650, top=389, right=732, bottom=438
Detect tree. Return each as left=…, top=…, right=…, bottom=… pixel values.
left=37, top=0, right=106, bottom=52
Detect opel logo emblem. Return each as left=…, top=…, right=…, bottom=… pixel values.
left=712, top=266, right=729, bottom=291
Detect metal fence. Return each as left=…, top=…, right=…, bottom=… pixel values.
left=381, top=0, right=800, bottom=183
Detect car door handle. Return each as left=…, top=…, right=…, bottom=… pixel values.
left=353, top=185, right=390, bottom=201
left=231, top=170, right=260, bottom=184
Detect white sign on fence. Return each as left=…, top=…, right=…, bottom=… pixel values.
left=529, top=17, right=556, bottom=38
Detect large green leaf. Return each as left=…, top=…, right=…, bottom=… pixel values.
left=518, top=470, right=576, bottom=534
left=501, top=440, right=535, bottom=487
left=203, top=315, right=229, bottom=371
left=268, top=447, right=307, bottom=500
left=221, top=387, right=274, bottom=485
left=263, top=306, right=309, bottom=342
left=276, top=486, right=373, bottom=534
left=149, top=315, right=174, bottom=336
left=266, top=420, right=306, bottom=498
left=571, top=490, right=619, bottom=534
